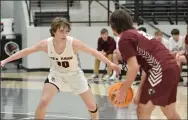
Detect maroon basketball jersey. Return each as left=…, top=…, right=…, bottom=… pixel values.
left=118, top=29, right=177, bottom=87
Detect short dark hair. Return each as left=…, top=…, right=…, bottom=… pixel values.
left=138, top=27, right=147, bottom=32
left=171, top=29, right=179, bottom=35
left=110, top=10, right=134, bottom=34
left=101, top=28, right=108, bottom=34
left=50, top=17, right=71, bottom=37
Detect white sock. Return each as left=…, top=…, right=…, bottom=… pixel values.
left=111, top=71, right=116, bottom=77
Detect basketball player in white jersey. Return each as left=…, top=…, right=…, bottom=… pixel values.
left=0, top=17, right=121, bottom=119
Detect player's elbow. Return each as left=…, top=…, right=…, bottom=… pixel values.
left=90, top=48, right=98, bottom=56
left=127, top=57, right=139, bottom=72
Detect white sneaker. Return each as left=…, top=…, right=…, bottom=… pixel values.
left=109, top=75, right=117, bottom=81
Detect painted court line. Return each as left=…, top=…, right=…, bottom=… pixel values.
left=1, top=112, right=34, bottom=115
left=1, top=112, right=87, bottom=119
left=20, top=117, right=34, bottom=120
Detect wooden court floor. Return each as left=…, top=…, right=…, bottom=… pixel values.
left=1, top=70, right=187, bottom=119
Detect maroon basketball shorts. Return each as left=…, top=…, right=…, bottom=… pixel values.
left=140, top=66, right=180, bottom=106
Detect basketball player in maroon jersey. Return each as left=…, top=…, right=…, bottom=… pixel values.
left=110, top=10, right=181, bottom=119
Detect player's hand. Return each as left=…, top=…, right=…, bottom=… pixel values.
left=0, top=60, right=6, bottom=67
left=110, top=63, right=121, bottom=75
left=113, top=89, right=126, bottom=104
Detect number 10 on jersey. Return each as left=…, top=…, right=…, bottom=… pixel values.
left=57, top=61, right=70, bottom=68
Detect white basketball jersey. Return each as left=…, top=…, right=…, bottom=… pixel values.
left=47, top=36, right=80, bottom=73
left=169, top=36, right=184, bottom=52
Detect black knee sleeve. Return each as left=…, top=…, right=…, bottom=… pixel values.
left=89, top=104, right=98, bottom=113
left=88, top=84, right=91, bottom=88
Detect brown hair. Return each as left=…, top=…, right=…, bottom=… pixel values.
left=101, top=28, right=108, bottom=34
left=50, top=17, right=71, bottom=37
left=154, top=30, right=162, bottom=36
left=110, top=10, right=134, bottom=34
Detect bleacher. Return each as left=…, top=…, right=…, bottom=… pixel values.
left=28, top=0, right=188, bottom=26
left=29, top=0, right=80, bottom=26
left=121, top=0, right=188, bottom=24
left=30, top=0, right=81, bottom=10
left=34, top=11, right=69, bottom=26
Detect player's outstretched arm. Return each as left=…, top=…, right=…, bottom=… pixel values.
left=73, top=39, right=121, bottom=73
left=0, top=40, right=47, bottom=67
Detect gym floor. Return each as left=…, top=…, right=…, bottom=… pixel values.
left=1, top=64, right=187, bottom=119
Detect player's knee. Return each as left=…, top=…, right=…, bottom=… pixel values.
left=39, top=96, right=51, bottom=108
left=165, top=112, right=175, bottom=119
left=137, top=105, right=152, bottom=118
left=162, top=108, right=177, bottom=119
left=88, top=104, right=98, bottom=113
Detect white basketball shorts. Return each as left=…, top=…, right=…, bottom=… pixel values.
left=45, top=70, right=89, bottom=95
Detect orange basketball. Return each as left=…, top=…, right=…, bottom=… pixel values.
left=108, top=82, right=134, bottom=107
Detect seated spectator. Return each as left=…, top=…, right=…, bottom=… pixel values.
left=109, top=37, right=122, bottom=81
left=89, top=28, right=116, bottom=81
left=176, top=25, right=188, bottom=86
left=154, top=30, right=169, bottom=49
left=169, top=29, right=184, bottom=57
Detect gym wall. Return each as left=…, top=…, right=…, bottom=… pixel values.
left=1, top=1, right=14, bottom=18
left=1, top=1, right=187, bottom=71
